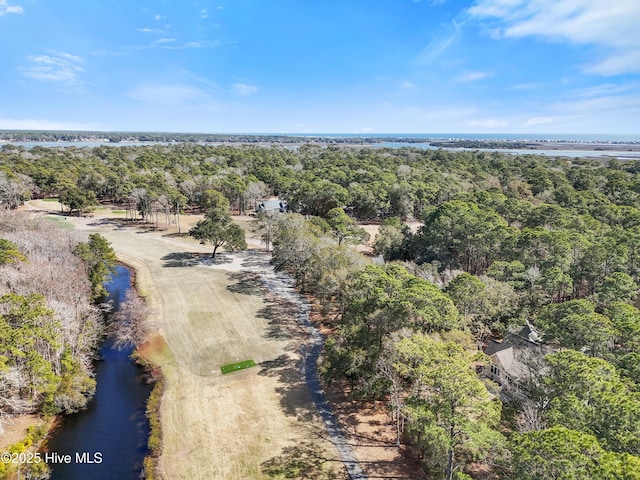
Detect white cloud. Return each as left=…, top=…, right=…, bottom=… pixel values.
left=232, top=83, right=258, bottom=96
left=522, top=116, right=553, bottom=127
left=570, top=83, right=634, bottom=98
left=159, top=41, right=217, bottom=50
left=0, top=1, right=23, bottom=15
left=467, top=118, right=510, bottom=128
left=201, top=9, right=208, bottom=19
left=586, top=50, right=640, bottom=76
left=553, top=92, right=640, bottom=118
left=455, top=71, right=491, bottom=82
left=19, top=52, right=85, bottom=86
left=415, top=20, right=462, bottom=65
left=468, top=0, right=640, bottom=75
left=510, top=91, right=640, bottom=133
left=156, top=38, right=176, bottom=44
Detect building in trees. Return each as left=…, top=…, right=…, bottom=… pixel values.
left=484, top=323, right=549, bottom=400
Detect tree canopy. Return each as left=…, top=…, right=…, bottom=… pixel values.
left=189, top=195, right=247, bottom=258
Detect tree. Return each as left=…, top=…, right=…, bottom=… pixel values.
left=445, top=273, right=485, bottom=318
left=128, top=187, right=152, bottom=221
left=0, top=238, right=26, bottom=265
left=416, top=201, right=511, bottom=274
left=323, top=264, right=461, bottom=395
left=252, top=210, right=278, bottom=252
left=189, top=207, right=246, bottom=259
left=111, top=289, right=149, bottom=350
left=542, top=350, right=640, bottom=454
left=199, top=189, right=228, bottom=212
left=325, top=207, right=370, bottom=246
left=350, top=185, right=382, bottom=221
left=388, top=182, right=415, bottom=220
left=271, top=214, right=323, bottom=287
left=0, top=294, right=59, bottom=397
left=373, top=217, right=412, bottom=262
left=285, top=179, right=349, bottom=217
left=60, top=186, right=97, bottom=216
left=535, top=300, right=615, bottom=357
left=607, top=302, right=640, bottom=352
left=508, top=427, right=640, bottom=480
left=596, top=272, right=638, bottom=307
left=216, top=174, right=247, bottom=213
left=306, top=243, right=368, bottom=313
left=73, top=233, right=118, bottom=301
left=244, top=180, right=268, bottom=212
left=394, top=334, right=502, bottom=480
left=0, top=173, right=28, bottom=209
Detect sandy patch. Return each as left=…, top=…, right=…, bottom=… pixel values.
left=0, top=415, right=42, bottom=452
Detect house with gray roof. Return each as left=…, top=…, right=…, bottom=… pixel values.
left=484, top=322, right=551, bottom=400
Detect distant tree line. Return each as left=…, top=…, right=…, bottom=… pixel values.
left=0, top=130, right=444, bottom=145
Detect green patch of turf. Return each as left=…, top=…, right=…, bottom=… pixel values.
left=44, top=216, right=74, bottom=230
left=221, top=359, right=256, bottom=374
left=42, top=197, right=60, bottom=202
left=111, top=210, right=126, bottom=214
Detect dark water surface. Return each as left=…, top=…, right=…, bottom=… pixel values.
left=47, top=266, right=152, bottom=480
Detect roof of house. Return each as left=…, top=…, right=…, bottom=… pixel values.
left=485, top=323, right=552, bottom=382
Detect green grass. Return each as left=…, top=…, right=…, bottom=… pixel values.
left=220, top=359, right=256, bottom=375
left=42, top=197, right=60, bottom=202
left=44, top=216, right=74, bottom=229
left=112, top=209, right=126, bottom=214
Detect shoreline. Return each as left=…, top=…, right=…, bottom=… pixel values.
left=113, top=258, right=164, bottom=480
left=426, top=139, right=640, bottom=153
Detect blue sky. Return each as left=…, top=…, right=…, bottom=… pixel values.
left=0, top=0, right=639, bottom=134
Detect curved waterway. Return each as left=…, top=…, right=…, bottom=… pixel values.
left=46, top=266, right=152, bottom=480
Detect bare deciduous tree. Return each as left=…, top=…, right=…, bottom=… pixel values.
left=111, top=290, right=150, bottom=350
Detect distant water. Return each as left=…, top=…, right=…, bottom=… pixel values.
left=3, top=133, right=640, bottom=146
left=2, top=134, right=640, bottom=159
left=368, top=142, right=640, bottom=159
left=284, top=133, right=640, bottom=142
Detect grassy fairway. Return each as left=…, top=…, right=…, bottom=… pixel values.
left=21, top=201, right=347, bottom=480
left=221, top=359, right=256, bottom=374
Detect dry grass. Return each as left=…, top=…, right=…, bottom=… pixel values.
left=24, top=200, right=343, bottom=479
left=0, top=415, right=41, bottom=452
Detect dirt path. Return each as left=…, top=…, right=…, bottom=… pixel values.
left=235, top=255, right=368, bottom=480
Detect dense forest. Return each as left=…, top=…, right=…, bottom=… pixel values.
left=2, top=142, right=640, bottom=478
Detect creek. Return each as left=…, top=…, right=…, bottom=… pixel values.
left=46, top=266, right=152, bottom=480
